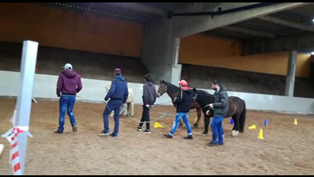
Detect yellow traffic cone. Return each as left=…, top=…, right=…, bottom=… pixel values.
left=257, top=128, right=264, bottom=139
left=248, top=124, right=256, bottom=130
left=294, top=119, right=298, bottom=125
left=154, top=122, right=163, bottom=128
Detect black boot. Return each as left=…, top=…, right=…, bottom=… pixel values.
left=54, top=129, right=63, bottom=134
left=183, top=135, right=193, bottom=139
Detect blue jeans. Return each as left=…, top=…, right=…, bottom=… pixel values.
left=58, top=94, right=77, bottom=131
left=169, top=112, right=192, bottom=136
left=103, top=99, right=123, bottom=136
left=211, top=116, right=224, bottom=144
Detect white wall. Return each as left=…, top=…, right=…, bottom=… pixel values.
left=1, top=70, right=314, bottom=114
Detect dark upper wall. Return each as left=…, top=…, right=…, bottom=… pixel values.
left=0, top=42, right=148, bottom=83
left=1, top=41, right=313, bottom=98
left=181, top=64, right=314, bottom=98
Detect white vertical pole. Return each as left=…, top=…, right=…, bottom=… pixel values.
left=13, top=40, right=38, bottom=175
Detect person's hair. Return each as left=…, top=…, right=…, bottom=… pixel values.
left=144, top=74, right=153, bottom=82
left=212, top=79, right=223, bottom=87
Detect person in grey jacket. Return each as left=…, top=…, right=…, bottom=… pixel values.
left=137, top=74, right=157, bottom=133
left=206, top=79, right=228, bottom=146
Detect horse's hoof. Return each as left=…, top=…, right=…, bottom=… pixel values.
left=179, top=123, right=183, bottom=127
left=193, top=123, right=198, bottom=128
left=232, top=130, right=238, bottom=137
left=130, top=114, right=134, bottom=117
left=202, top=133, right=208, bottom=137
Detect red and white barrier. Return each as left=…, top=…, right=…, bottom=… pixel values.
left=10, top=127, right=28, bottom=175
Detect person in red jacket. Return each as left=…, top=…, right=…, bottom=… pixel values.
left=54, top=63, right=83, bottom=134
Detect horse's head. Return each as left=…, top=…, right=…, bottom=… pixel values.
left=157, top=80, right=181, bottom=98
left=193, top=87, right=214, bottom=107
left=157, top=80, right=167, bottom=98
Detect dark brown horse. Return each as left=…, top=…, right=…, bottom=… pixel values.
left=192, top=87, right=247, bottom=137
left=156, top=80, right=203, bottom=127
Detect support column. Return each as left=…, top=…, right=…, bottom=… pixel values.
left=285, top=50, right=297, bottom=97
left=141, top=28, right=182, bottom=85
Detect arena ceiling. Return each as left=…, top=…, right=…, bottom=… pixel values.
left=39, top=3, right=313, bottom=53
left=40, top=2, right=184, bottom=23
left=201, top=4, right=314, bottom=42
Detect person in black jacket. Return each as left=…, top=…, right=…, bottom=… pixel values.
left=137, top=74, right=157, bottom=133
left=164, top=80, right=193, bottom=139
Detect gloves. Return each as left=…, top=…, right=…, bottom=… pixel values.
left=56, top=92, right=60, bottom=97
left=145, top=104, right=150, bottom=108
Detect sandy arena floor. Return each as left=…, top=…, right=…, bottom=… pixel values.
left=0, top=98, right=314, bottom=175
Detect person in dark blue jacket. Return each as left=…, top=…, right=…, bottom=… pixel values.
left=99, top=68, right=129, bottom=138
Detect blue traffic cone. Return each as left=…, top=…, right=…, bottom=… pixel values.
left=264, top=119, right=269, bottom=126
left=230, top=118, right=234, bottom=124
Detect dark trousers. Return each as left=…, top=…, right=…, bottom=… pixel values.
left=103, top=99, right=123, bottom=136
left=139, top=105, right=150, bottom=130
left=58, top=94, right=77, bottom=131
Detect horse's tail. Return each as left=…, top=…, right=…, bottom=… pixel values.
left=239, top=100, right=246, bottom=133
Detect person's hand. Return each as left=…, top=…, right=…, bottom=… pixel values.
left=206, top=110, right=210, bottom=115
left=209, top=103, right=213, bottom=108
left=145, top=104, right=150, bottom=108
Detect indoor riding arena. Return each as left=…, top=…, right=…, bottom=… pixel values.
left=1, top=2, right=314, bottom=175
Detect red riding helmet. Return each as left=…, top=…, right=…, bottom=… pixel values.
left=178, top=80, right=188, bottom=87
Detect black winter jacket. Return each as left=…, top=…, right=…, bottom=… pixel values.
left=174, top=89, right=193, bottom=113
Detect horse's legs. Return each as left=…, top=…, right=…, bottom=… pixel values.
left=193, top=108, right=202, bottom=128
left=179, top=119, right=184, bottom=127
left=123, top=103, right=129, bottom=116
left=202, top=111, right=211, bottom=136
left=231, top=114, right=240, bottom=137
left=130, top=102, right=134, bottom=116
left=110, top=110, right=114, bottom=118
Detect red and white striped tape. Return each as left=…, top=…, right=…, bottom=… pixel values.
left=10, top=126, right=28, bottom=175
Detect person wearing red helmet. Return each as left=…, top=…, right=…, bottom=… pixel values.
left=164, top=79, right=193, bottom=139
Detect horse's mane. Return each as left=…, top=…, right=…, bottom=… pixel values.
left=161, top=80, right=180, bottom=93
left=192, top=88, right=213, bottom=107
